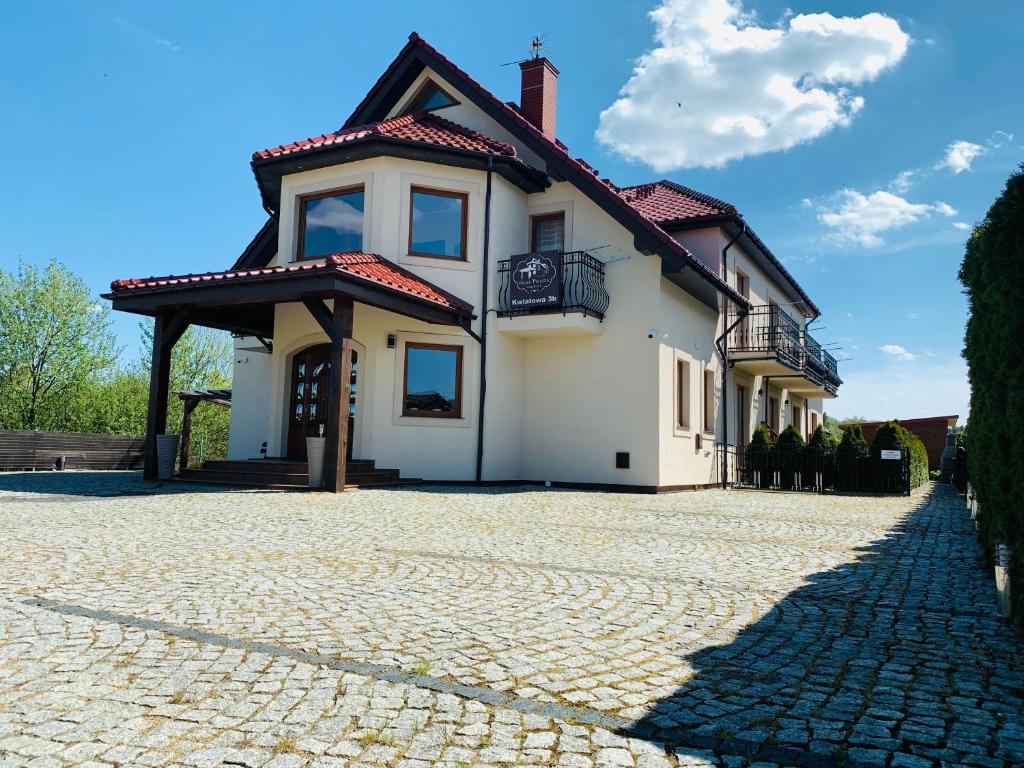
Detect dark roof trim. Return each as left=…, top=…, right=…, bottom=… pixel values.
left=231, top=217, right=279, bottom=271
left=662, top=214, right=820, bottom=318
left=251, top=134, right=548, bottom=214
left=344, top=33, right=748, bottom=312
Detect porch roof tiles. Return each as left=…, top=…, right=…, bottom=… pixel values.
left=253, top=111, right=518, bottom=162
left=109, top=252, right=473, bottom=315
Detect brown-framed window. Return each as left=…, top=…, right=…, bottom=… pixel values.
left=703, top=369, right=716, bottom=433
left=768, top=396, right=779, bottom=432
left=408, top=186, right=468, bottom=260
left=402, top=342, right=463, bottom=418
left=531, top=212, right=565, bottom=253
left=401, top=79, right=459, bottom=114
left=736, top=270, right=750, bottom=299
left=793, top=405, right=802, bottom=437
left=676, top=359, right=691, bottom=430
left=296, top=186, right=365, bottom=260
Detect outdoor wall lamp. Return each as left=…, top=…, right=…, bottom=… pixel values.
left=785, top=398, right=790, bottom=406
left=387, top=334, right=396, bottom=349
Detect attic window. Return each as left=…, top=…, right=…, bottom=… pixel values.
left=403, top=80, right=457, bottom=114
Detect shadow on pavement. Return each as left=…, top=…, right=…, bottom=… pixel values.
left=620, top=484, right=1024, bottom=767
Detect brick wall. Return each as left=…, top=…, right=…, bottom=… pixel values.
left=845, top=417, right=956, bottom=470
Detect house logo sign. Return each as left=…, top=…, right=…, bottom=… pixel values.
left=508, top=253, right=562, bottom=310
left=512, top=255, right=557, bottom=294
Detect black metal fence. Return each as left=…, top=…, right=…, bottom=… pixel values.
left=737, top=445, right=910, bottom=495
left=497, top=250, right=610, bottom=319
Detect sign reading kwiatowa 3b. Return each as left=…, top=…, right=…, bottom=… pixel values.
left=509, top=252, right=562, bottom=310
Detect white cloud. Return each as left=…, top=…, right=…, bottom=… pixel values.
left=906, top=312, right=919, bottom=320
left=952, top=221, right=972, bottom=231
left=595, top=0, right=910, bottom=170
left=889, top=169, right=916, bottom=193
left=155, top=37, right=181, bottom=52
left=936, top=140, right=985, bottom=174
left=879, top=343, right=915, bottom=361
left=816, top=189, right=955, bottom=247
left=830, top=357, right=968, bottom=421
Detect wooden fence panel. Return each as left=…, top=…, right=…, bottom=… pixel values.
left=0, top=430, right=144, bottom=471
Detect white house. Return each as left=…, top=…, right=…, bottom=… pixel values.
left=107, top=33, right=841, bottom=492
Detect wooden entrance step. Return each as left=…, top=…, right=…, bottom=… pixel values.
left=177, top=458, right=420, bottom=490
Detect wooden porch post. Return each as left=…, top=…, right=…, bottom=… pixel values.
left=325, top=298, right=354, bottom=492
left=302, top=296, right=353, bottom=492
left=178, top=397, right=200, bottom=471
left=143, top=310, right=190, bottom=480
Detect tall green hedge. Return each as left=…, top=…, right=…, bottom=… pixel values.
left=959, top=164, right=1024, bottom=627
left=871, top=420, right=928, bottom=489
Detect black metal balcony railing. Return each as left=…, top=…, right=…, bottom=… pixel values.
left=728, top=305, right=803, bottom=368
left=497, top=250, right=610, bottom=319
left=728, top=306, right=842, bottom=393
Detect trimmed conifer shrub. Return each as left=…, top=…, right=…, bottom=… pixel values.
left=808, top=425, right=839, bottom=454
left=837, top=425, right=869, bottom=456
left=959, top=164, right=1024, bottom=627
left=776, top=423, right=805, bottom=448
left=871, top=420, right=929, bottom=489
left=750, top=422, right=774, bottom=447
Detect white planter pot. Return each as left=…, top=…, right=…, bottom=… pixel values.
left=306, top=437, right=327, bottom=489
left=155, top=434, right=179, bottom=480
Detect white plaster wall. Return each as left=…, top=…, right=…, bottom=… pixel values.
left=655, top=278, right=721, bottom=486
left=515, top=183, right=664, bottom=488
left=227, top=337, right=273, bottom=459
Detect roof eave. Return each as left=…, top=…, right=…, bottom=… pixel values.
left=251, top=135, right=548, bottom=214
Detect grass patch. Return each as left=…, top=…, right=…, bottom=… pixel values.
left=169, top=690, right=187, bottom=705
left=273, top=736, right=297, bottom=754
left=409, top=662, right=429, bottom=676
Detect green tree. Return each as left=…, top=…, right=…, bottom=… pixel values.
left=0, top=259, right=117, bottom=430
left=959, top=163, right=1024, bottom=625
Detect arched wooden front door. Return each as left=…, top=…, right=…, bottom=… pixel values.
left=286, top=344, right=359, bottom=461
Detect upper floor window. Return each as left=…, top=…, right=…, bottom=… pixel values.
left=409, top=187, right=467, bottom=260
left=403, top=80, right=458, bottom=113
left=298, top=187, right=364, bottom=260
left=531, top=212, right=565, bottom=253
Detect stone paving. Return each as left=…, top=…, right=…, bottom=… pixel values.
left=0, top=472, right=1022, bottom=768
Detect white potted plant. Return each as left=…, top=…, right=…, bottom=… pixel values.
left=155, top=434, right=180, bottom=480
left=306, top=425, right=326, bottom=489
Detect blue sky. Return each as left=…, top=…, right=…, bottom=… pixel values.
left=3, top=0, right=1020, bottom=420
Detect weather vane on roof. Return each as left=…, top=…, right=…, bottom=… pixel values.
left=529, top=35, right=547, bottom=59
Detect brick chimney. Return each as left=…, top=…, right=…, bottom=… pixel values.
left=519, top=57, right=559, bottom=138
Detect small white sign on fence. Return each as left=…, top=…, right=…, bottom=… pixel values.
left=880, top=449, right=902, bottom=460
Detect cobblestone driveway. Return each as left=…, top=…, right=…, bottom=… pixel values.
left=1, top=474, right=1022, bottom=768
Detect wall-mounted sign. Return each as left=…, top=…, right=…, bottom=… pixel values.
left=880, top=449, right=902, bottom=460
left=508, top=252, right=561, bottom=311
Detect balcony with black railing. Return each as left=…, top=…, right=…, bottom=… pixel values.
left=728, top=305, right=803, bottom=369
left=497, top=250, right=609, bottom=320
left=728, top=305, right=841, bottom=397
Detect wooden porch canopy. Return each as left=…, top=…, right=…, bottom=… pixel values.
left=104, top=253, right=474, bottom=491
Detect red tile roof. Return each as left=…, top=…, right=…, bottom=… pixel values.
left=253, top=111, right=517, bottom=162
left=110, top=253, right=472, bottom=315
left=340, top=33, right=751, bottom=311
left=620, top=180, right=736, bottom=223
